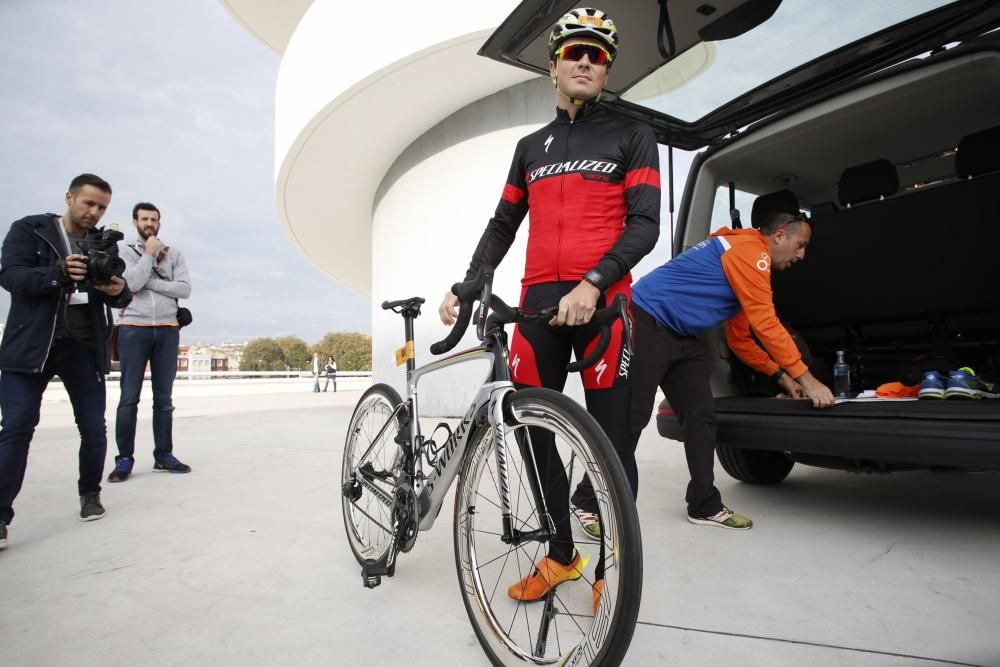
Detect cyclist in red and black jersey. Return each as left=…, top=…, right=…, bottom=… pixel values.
left=439, top=8, right=659, bottom=604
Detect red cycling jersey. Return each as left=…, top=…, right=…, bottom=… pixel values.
left=465, top=104, right=660, bottom=291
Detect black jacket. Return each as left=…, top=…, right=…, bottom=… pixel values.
left=0, top=214, right=132, bottom=374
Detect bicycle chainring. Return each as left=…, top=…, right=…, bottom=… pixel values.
left=394, top=481, right=419, bottom=553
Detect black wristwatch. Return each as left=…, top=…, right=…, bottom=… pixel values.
left=582, top=269, right=605, bottom=290
left=772, top=368, right=786, bottom=382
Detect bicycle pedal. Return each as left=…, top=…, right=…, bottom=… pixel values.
left=361, top=559, right=386, bottom=589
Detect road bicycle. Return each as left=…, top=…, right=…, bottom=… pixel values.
left=341, top=268, right=642, bottom=665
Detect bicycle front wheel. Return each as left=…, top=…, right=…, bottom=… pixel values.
left=454, top=387, right=642, bottom=666
left=342, top=383, right=404, bottom=566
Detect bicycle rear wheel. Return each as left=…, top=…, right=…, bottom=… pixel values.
left=454, top=387, right=642, bottom=666
left=342, top=383, right=405, bottom=566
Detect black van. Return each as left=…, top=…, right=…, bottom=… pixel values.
left=482, top=0, right=1000, bottom=483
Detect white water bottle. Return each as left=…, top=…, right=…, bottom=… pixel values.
left=833, top=350, right=851, bottom=398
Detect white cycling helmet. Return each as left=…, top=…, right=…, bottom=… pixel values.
left=548, top=7, right=620, bottom=60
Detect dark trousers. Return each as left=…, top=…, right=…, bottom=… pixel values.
left=630, top=304, right=722, bottom=518
left=0, top=339, right=108, bottom=525
left=510, top=282, right=633, bottom=570
left=115, top=325, right=179, bottom=460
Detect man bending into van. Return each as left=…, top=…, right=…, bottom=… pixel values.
left=628, top=210, right=834, bottom=529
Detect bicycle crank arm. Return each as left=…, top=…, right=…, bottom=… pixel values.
left=534, top=589, right=559, bottom=658
left=360, top=530, right=401, bottom=589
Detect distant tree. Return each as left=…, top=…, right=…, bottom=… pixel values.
left=314, top=332, right=372, bottom=371
left=241, top=338, right=286, bottom=371
left=275, top=335, right=311, bottom=370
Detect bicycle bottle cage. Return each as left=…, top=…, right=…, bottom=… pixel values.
left=422, top=422, right=454, bottom=467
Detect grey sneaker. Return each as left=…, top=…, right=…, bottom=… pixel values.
left=688, top=506, right=753, bottom=530
left=0, top=521, right=7, bottom=550
left=79, top=492, right=106, bottom=522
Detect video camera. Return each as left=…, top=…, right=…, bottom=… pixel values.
left=75, top=226, right=126, bottom=285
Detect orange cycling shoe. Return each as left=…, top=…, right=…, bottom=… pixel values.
left=592, top=579, right=605, bottom=614
left=507, top=551, right=588, bottom=602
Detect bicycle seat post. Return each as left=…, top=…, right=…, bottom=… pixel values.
left=394, top=302, right=423, bottom=454
left=402, top=309, right=417, bottom=375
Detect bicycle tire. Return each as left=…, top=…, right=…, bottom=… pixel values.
left=454, top=387, right=642, bottom=666
left=342, top=383, right=405, bottom=566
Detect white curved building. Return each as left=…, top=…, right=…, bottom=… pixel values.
left=224, top=0, right=695, bottom=413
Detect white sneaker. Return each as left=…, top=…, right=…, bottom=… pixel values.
left=687, top=506, right=753, bottom=530
left=571, top=504, right=601, bottom=539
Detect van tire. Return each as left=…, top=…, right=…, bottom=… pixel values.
left=717, top=446, right=794, bottom=484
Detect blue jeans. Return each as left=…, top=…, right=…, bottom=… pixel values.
left=115, top=325, right=179, bottom=460
left=0, top=338, right=108, bottom=525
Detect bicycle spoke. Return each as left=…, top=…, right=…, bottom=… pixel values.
left=350, top=500, right=393, bottom=538
left=487, top=543, right=518, bottom=609
left=474, top=542, right=523, bottom=571
left=471, top=528, right=505, bottom=537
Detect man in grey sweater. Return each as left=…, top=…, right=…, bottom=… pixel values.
left=108, top=202, right=192, bottom=482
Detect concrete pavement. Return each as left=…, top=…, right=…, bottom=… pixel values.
left=2, top=381, right=998, bottom=666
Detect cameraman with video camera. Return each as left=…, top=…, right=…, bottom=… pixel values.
left=107, top=201, right=192, bottom=483
left=0, top=173, right=131, bottom=548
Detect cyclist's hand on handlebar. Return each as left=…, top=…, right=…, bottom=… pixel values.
left=438, top=291, right=460, bottom=325
left=550, top=280, right=600, bottom=326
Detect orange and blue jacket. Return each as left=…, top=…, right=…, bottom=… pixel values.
left=632, top=227, right=807, bottom=378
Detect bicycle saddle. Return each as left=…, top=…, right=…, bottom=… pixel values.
left=381, top=296, right=425, bottom=313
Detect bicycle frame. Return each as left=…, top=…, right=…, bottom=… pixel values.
left=383, top=313, right=551, bottom=537
left=407, top=343, right=514, bottom=531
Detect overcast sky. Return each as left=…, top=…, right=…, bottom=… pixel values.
left=0, top=0, right=371, bottom=345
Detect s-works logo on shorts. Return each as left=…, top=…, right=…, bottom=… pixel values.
left=618, top=345, right=631, bottom=379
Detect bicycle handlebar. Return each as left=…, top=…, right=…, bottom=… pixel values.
left=566, top=293, right=631, bottom=372
left=428, top=267, right=493, bottom=356
left=430, top=267, right=633, bottom=374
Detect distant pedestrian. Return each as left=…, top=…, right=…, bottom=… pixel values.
left=323, top=356, right=337, bottom=392
left=107, top=202, right=192, bottom=483
left=0, top=173, right=131, bottom=546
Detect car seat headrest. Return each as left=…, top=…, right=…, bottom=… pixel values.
left=751, top=189, right=800, bottom=229
left=838, top=159, right=899, bottom=207
left=956, top=125, right=1000, bottom=178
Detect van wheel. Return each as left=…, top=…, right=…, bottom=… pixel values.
left=717, top=446, right=794, bottom=484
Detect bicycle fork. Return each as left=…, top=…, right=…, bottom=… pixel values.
left=495, top=393, right=557, bottom=546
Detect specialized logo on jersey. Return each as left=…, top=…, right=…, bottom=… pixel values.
left=595, top=358, right=608, bottom=384
left=544, top=134, right=554, bottom=153
left=756, top=252, right=771, bottom=271
left=527, top=159, right=620, bottom=185
left=511, top=353, right=521, bottom=379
